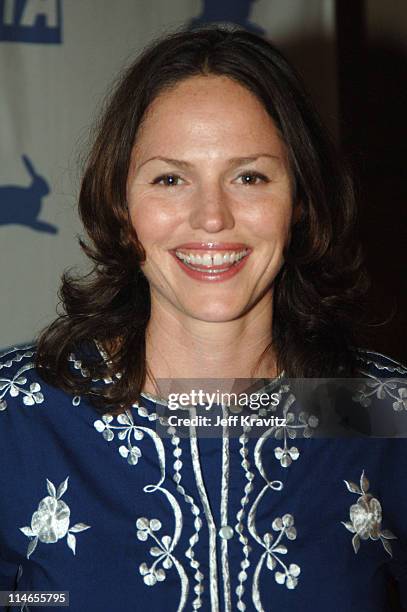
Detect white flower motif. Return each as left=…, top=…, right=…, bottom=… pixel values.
left=341, top=470, right=397, bottom=556
left=19, top=477, right=91, bottom=558
left=274, top=410, right=296, bottom=440
left=298, top=411, right=319, bottom=437
left=271, top=396, right=318, bottom=468
left=93, top=414, right=115, bottom=441
left=352, top=387, right=372, bottom=408
left=366, top=379, right=397, bottom=400
left=274, top=445, right=299, bottom=468
left=392, top=388, right=407, bottom=411
left=257, top=514, right=301, bottom=590
left=31, top=495, right=70, bottom=543
left=136, top=517, right=175, bottom=586
left=275, top=563, right=301, bottom=589
left=0, top=364, right=44, bottom=411
left=119, top=445, right=142, bottom=465
left=352, top=376, right=405, bottom=410
left=94, top=410, right=145, bottom=463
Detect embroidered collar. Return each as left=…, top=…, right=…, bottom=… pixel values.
left=94, top=339, right=286, bottom=410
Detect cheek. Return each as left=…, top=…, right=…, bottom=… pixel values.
left=248, top=202, right=293, bottom=244
left=128, top=199, right=176, bottom=248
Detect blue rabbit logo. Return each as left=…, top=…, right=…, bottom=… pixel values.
left=0, top=155, right=57, bottom=234
left=188, top=0, right=265, bottom=36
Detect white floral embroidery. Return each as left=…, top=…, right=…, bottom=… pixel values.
left=247, top=428, right=300, bottom=611
left=272, top=394, right=319, bottom=468
left=94, top=409, right=149, bottom=463
left=137, top=517, right=179, bottom=585
left=341, top=470, right=397, bottom=556
left=68, top=349, right=103, bottom=407
left=352, top=375, right=407, bottom=410
left=264, top=514, right=300, bottom=588
left=88, top=346, right=405, bottom=608
left=238, top=390, right=318, bottom=470
left=392, top=388, right=407, bottom=411
left=95, top=407, right=189, bottom=610
left=356, top=351, right=407, bottom=376
left=19, top=477, right=91, bottom=558
left=68, top=353, right=90, bottom=377
left=0, top=346, right=35, bottom=368
left=0, top=364, right=43, bottom=411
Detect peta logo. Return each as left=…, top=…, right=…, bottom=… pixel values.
left=0, top=155, right=58, bottom=234
left=0, top=0, right=62, bottom=44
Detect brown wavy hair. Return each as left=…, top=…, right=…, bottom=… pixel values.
left=35, top=25, right=368, bottom=413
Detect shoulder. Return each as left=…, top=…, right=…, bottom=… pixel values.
left=0, top=343, right=92, bottom=416
left=0, top=343, right=36, bottom=367
left=349, top=349, right=407, bottom=426
left=0, top=343, right=42, bottom=412
left=354, top=348, right=407, bottom=378
left=0, top=344, right=101, bottom=478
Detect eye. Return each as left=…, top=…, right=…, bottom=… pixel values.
left=236, top=171, right=269, bottom=185
left=151, top=174, right=185, bottom=187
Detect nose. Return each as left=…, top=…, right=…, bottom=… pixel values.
left=189, top=184, right=235, bottom=233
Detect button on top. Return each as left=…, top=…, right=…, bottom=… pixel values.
left=218, top=525, right=234, bottom=539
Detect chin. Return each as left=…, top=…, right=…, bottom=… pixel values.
left=182, top=300, right=247, bottom=323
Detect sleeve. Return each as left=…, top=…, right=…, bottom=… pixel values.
left=382, top=439, right=407, bottom=610
left=0, top=345, right=37, bottom=609
left=0, top=553, right=20, bottom=595
left=356, top=351, right=407, bottom=608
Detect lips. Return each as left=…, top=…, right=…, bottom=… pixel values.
left=173, top=242, right=248, bottom=250
left=170, top=242, right=251, bottom=282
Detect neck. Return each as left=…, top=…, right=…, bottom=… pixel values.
left=144, top=292, right=277, bottom=393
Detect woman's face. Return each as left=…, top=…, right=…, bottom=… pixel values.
left=127, top=75, right=294, bottom=323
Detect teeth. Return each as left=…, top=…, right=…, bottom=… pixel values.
left=175, top=249, right=248, bottom=268
left=202, top=254, right=212, bottom=266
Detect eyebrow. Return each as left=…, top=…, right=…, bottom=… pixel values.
left=137, top=154, right=281, bottom=170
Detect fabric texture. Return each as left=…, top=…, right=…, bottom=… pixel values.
left=0, top=344, right=406, bottom=611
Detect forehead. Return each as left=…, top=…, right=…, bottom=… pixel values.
left=134, top=75, right=285, bottom=158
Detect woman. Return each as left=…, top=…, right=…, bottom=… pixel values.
left=1, top=26, right=406, bottom=612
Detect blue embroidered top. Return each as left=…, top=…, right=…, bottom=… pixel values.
left=0, top=345, right=406, bottom=611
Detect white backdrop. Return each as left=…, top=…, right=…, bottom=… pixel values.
left=0, top=0, right=336, bottom=347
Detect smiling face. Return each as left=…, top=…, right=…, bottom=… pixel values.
left=127, top=75, right=295, bottom=323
